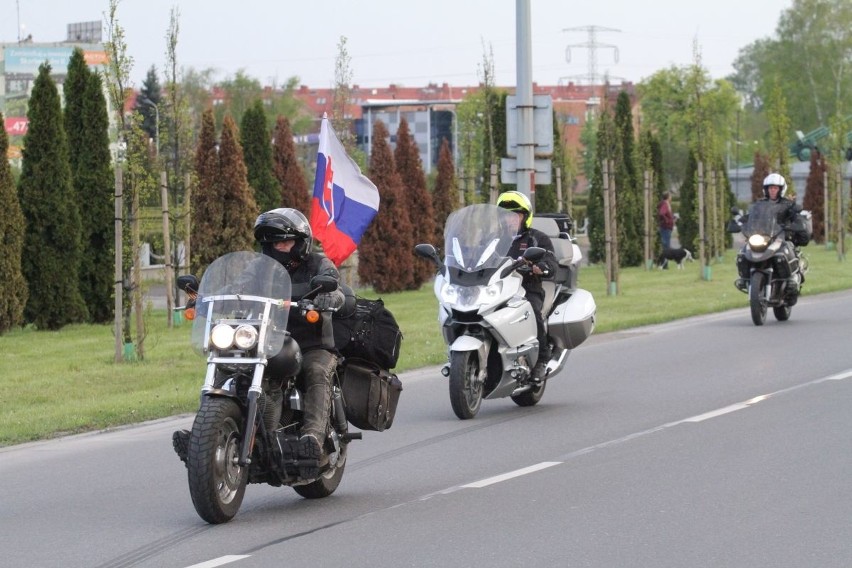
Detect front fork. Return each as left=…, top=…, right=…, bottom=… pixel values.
left=238, top=364, right=267, bottom=467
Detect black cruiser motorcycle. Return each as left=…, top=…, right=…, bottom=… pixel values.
left=172, top=252, right=360, bottom=524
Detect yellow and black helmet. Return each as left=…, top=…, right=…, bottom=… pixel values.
left=496, top=191, right=533, bottom=229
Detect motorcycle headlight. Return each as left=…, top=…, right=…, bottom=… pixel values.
left=440, top=281, right=503, bottom=309
left=210, top=323, right=236, bottom=350
left=748, top=234, right=769, bottom=252
left=233, top=324, right=258, bottom=350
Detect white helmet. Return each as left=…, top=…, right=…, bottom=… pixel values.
left=762, top=173, right=787, bottom=199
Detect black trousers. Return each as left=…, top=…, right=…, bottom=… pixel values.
left=526, top=291, right=549, bottom=359
left=300, top=349, right=338, bottom=438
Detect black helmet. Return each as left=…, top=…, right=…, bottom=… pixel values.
left=254, top=208, right=312, bottom=260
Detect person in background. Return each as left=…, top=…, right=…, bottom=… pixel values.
left=657, top=191, right=675, bottom=250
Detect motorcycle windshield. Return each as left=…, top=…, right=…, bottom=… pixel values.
left=742, top=201, right=784, bottom=240
left=191, top=251, right=291, bottom=358
left=443, top=204, right=516, bottom=272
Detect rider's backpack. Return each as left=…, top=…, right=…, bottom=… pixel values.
left=341, top=358, right=403, bottom=431
left=333, top=297, right=403, bottom=369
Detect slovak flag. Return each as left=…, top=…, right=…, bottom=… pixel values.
left=309, top=115, right=380, bottom=266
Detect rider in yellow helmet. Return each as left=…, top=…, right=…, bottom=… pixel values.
left=496, top=191, right=558, bottom=381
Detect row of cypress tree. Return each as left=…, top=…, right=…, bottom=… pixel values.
left=1, top=48, right=114, bottom=334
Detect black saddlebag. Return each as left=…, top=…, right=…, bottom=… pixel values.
left=341, top=359, right=403, bottom=431
left=333, top=297, right=403, bottom=369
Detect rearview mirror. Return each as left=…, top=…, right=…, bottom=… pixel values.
left=309, top=275, right=338, bottom=293
left=414, top=243, right=442, bottom=269
left=176, top=275, right=199, bottom=294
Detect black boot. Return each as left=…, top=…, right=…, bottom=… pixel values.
left=297, top=432, right=323, bottom=479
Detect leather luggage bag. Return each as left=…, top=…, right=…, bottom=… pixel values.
left=341, top=358, right=403, bottom=431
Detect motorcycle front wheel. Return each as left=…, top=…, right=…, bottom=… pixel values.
left=449, top=350, right=483, bottom=419
left=187, top=397, right=247, bottom=524
left=749, top=272, right=767, bottom=326
left=773, top=305, right=792, bottom=321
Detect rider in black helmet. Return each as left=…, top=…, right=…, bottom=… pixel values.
left=254, top=208, right=344, bottom=466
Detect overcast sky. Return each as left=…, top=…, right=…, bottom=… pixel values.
left=2, top=0, right=792, bottom=89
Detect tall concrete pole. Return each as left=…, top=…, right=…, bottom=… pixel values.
left=516, top=0, right=535, bottom=203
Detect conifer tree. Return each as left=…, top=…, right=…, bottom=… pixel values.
left=0, top=112, right=28, bottom=333
left=76, top=72, right=115, bottom=323
left=678, top=151, right=699, bottom=252
left=394, top=118, right=435, bottom=287
left=219, top=115, right=259, bottom=253
left=586, top=109, right=615, bottom=264
left=358, top=121, right=414, bottom=292
left=432, top=137, right=457, bottom=245
left=192, top=109, right=224, bottom=275
left=241, top=100, right=279, bottom=212
left=613, top=91, right=642, bottom=266
left=802, top=150, right=826, bottom=243
left=19, top=63, right=88, bottom=329
left=534, top=110, right=562, bottom=213
left=750, top=152, right=770, bottom=202
left=134, top=65, right=162, bottom=143
left=64, top=48, right=90, bottom=178
left=65, top=48, right=113, bottom=322
left=272, top=115, right=310, bottom=213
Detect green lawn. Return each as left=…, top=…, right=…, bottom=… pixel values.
left=1, top=243, right=850, bottom=446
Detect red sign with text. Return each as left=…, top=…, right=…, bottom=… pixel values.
left=4, top=117, right=29, bottom=136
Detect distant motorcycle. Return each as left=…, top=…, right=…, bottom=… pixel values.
left=415, top=204, right=596, bottom=419
left=726, top=201, right=810, bottom=326
left=172, top=252, right=359, bottom=524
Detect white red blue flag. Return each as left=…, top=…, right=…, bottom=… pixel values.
left=309, top=115, right=380, bottom=266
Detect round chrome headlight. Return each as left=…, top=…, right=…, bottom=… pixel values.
left=233, top=325, right=258, bottom=350
left=210, top=323, right=235, bottom=350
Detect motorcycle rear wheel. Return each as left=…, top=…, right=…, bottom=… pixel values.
left=449, top=351, right=483, bottom=419
left=293, top=444, right=347, bottom=499
left=187, top=397, right=247, bottom=524
left=773, top=305, right=792, bottom=321
left=749, top=272, right=767, bottom=326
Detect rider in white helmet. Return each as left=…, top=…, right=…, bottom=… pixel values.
left=760, top=172, right=807, bottom=289
left=761, top=173, right=797, bottom=224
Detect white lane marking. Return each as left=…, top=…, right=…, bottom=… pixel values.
left=682, top=402, right=749, bottom=422
left=462, top=461, right=562, bottom=488
left=449, top=368, right=852, bottom=495
left=825, top=369, right=852, bottom=381
left=185, top=556, right=250, bottom=568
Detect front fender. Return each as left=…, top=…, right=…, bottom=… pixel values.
left=450, top=335, right=484, bottom=352
left=450, top=335, right=489, bottom=373
left=201, top=388, right=244, bottom=408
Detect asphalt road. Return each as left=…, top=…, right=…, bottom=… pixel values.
left=2, top=290, right=851, bottom=568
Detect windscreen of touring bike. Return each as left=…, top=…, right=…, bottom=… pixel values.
left=443, top=204, right=517, bottom=273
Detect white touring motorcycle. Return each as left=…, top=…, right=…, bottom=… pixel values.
left=415, top=204, right=596, bottom=419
